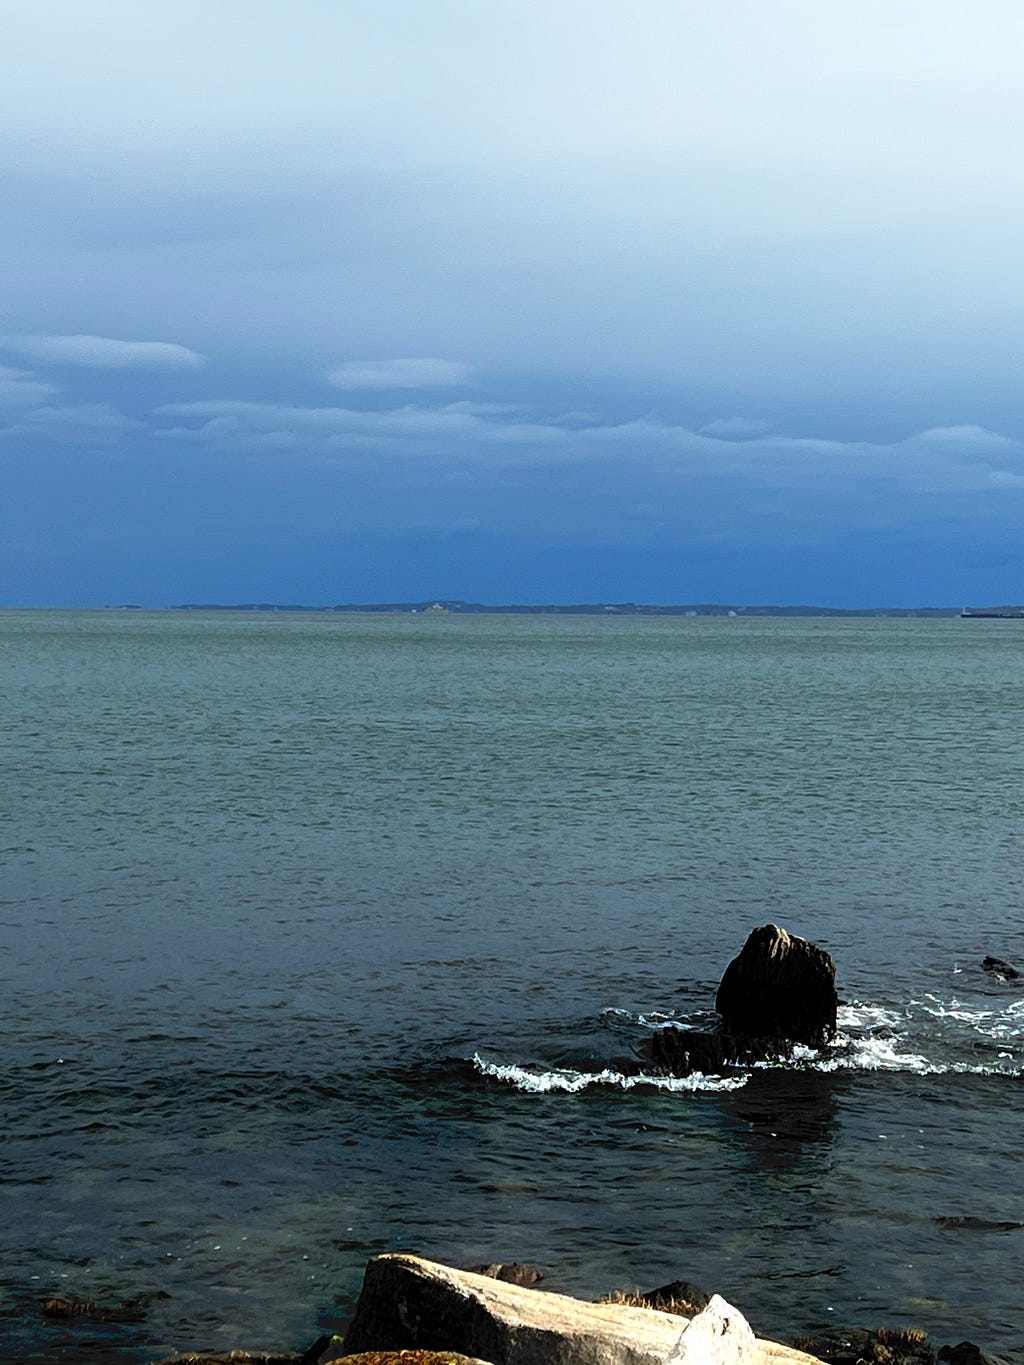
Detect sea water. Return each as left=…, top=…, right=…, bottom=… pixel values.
left=1, top=610, right=1022, bottom=1362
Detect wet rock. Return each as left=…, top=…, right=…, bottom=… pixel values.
left=791, top=1328, right=933, bottom=1365
left=470, top=1264, right=544, bottom=1288
left=790, top=1329, right=874, bottom=1365
left=652, top=925, right=838, bottom=1076
left=342, top=1253, right=821, bottom=1365
left=715, top=925, right=837, bottom=1048
left=938, top=1343, right=1010, bottom=1365
left=631, top=1282, right=711, bottom=1317
left=650, top=1029, right=788, bottom=1076
left=861, top=1331, right=935, bottom=1365
left=981, top=956, right=1020, bottom=982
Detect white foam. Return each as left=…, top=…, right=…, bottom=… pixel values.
left=837, top=1002, right=905, bottom=1032
left=600, top=1006, right=694, bottom=1030
left=917, top=995, right=1024, bottom=1039
left=815, top=1034, right=1020, bottom=1076
left=472, top=1053, right=748, bottom=1094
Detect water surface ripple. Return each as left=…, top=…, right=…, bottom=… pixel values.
left=2, top=611, right=1023, bottom=1361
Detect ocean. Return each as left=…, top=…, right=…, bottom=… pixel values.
left=2, top=609, right=1022, bottom=1363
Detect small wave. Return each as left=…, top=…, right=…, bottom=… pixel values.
left=471, top=1053, right=747, bottom=1094
left=600, top=1006, right=688, bottom=1030
left=816, top=1034, right=1020, bottom=1077
left=837, top=1002, right=906, bottom=1033
left=917, top=995, right=1024, bottom=1039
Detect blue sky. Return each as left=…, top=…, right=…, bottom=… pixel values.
left=3, top=1, right=1023, bottom=606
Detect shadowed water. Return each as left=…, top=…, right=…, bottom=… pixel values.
left=1, top=610, right=1022, bottom=1362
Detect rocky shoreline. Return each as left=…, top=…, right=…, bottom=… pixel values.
left=37, top=930, right=1021, bottom=1365
left=130, top=1254, right=1010, bottom=1365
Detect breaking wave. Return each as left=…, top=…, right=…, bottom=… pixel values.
left=471, top=1053, right=748, bottom=1093
left=481, top=993, right=1024, bottom=1092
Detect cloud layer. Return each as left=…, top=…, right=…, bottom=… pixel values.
left=1, top=334, right=204, bottom=371
left=2, top=5, right=1023, bottom=604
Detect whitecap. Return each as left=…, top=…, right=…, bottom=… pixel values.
left=600, top=1006, right=699, bottom=1030
left=812, top=1035, right=1020, bottom=1077
left=837, top=1002, right=906, bottom=1032
left=471, top=1053, right=748, bottom=1093
left=916, top=995, right=1024, bottom=1040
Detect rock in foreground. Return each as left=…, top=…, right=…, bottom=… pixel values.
left=342, top=1254, right=821, bottom=1365
left=339, top=1353, right=494, bottom=1365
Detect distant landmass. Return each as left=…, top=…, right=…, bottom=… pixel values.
left=163, top=599, right=984, bottom=618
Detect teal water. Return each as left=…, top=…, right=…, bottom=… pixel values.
left=2, top=611, right=1023, bottom=1361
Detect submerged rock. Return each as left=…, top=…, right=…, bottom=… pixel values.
left=41, top=1291, right=166, bottom=1323
left=341, top=1253, right=821, bottom=1365
left=981, top=956, right=1020, bottom=982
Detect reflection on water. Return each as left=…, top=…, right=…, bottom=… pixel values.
left=718, top=1070, right=842, bottom=1172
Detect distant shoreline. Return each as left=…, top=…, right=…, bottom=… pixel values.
left=111, top=599, right=1009, bottom=618
left=7, top=600, right=1023, bottom=618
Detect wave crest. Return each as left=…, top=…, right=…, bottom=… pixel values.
left=471, top=1053, right=748, bottom=1093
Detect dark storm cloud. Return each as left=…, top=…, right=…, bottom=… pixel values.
left=2, top=1, right=1024, bottom=604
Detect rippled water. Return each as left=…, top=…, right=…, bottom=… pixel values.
left=2, top=610, right=1023, bottom=1362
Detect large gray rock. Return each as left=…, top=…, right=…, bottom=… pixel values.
left=342, top=1255, right=820, bottom=1365
left=343, top=1255, right=684, bottom=1365
left=715, top=925, right=837, bottom=1048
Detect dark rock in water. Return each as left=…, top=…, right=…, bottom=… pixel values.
left=651, top=925, right=838, bottom=1075
left=794, top=1328, right=934, bottom=1365
left=981, top=956, right=1020, bottom=981
left=938, top=1343, right=1011, bottom=1365
left=650, top=1028, right=789, bottom=1076
left=715, top=924, right=837, bottom=1047
left=790, top=1328, right=875, bottom=1365
left=633, top=1281, right=711, bottom=1316
left=470, top=1263, right=544, bottom=1287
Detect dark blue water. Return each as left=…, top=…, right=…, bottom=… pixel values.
left=2, top=610, right=1022, bottom=1362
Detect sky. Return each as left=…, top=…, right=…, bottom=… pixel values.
left=3, top=0, right=1024, bottom=607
